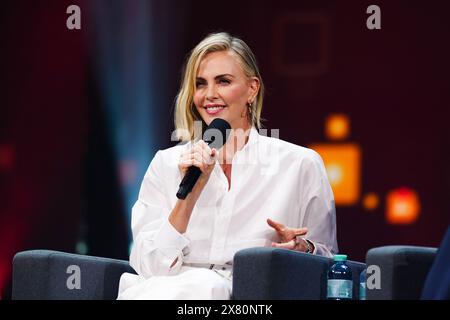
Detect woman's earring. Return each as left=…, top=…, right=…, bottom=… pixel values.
left=247, top=101, right=253, bottom=114
left=242, top=101, right=253, bottom=118
left=247, top=101, right=254, bottom=122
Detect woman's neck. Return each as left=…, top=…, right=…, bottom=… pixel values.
left=219, top=124, right=251, bottom=166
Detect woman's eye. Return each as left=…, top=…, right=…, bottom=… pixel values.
left=196, top=81, right=205, bottom=88
left=219, top=79, right=230, bottom=84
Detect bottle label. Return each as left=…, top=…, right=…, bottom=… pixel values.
left=327, top=279, right=353, bottom=299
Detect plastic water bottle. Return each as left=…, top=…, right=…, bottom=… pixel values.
left=327, top=254, right=353, bottom=300
left=359, top=268, right=367, bottom=300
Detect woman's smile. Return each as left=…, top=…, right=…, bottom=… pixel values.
left=204, top=104, right=226, bottom=115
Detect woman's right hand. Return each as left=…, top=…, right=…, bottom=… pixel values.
left=170, top=141, right=217, bottom=234
left=178, top=140, right=217, bottom=184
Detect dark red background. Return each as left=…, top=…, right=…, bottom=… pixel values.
left=1, top=0, right=449, bottom=299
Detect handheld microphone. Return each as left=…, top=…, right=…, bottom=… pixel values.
left=176, top=118, right=231, bottom=199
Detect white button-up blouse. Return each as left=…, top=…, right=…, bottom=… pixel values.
left=129, top=127, right=338, bottom=278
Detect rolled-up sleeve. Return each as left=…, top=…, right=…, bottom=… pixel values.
left=129, top=151, right=190, bottom=278
left=299, top=150, right=338, bottom=258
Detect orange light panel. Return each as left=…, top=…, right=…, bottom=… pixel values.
left=325, top=114, right=350, bottom=141
left=386, top=187, right=420, bottom=224
left=309, top=143, right=361, bottom=206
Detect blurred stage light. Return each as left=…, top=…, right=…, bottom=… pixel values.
left=386, top=187, right=421, bottom=224
left=327, top=163, right=343, bottom=184
left=363, top=192, right=380, bottom=211
left=89, top=1, right=156, bottom=245
left=309, top=143, right=361, bottom=205
left=325, top=114, right=350, bottom=141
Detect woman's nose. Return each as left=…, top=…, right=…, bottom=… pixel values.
left=206, top=84, right=218, bottom=100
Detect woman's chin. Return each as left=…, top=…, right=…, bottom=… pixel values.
left=204, top=114, right=229, bottom=124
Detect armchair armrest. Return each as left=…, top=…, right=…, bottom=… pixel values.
left=12, top=250, right=135, bottom=300
left=232, top=247, right=365, bottom=300
left=365, top=246, right=437, bottom=300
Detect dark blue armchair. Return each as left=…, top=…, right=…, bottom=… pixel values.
left=365, top=226, right=449, bottom=300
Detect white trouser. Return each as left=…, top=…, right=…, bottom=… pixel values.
left=117, top=265, right=232, bottom=300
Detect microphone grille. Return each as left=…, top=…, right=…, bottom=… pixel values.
left=203, top=118, right=231, bottom=149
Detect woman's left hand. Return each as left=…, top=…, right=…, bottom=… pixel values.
left=267, top=218, right=313, bottom=253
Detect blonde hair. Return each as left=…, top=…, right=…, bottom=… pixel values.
left=174, top=32, right=265, bottom=141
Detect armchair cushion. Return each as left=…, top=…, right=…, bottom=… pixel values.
left=365, top=246, right=437, bottom=300
left=12, top=250, right=136, bottom=300
left=233, top=247, right=365, bottom=300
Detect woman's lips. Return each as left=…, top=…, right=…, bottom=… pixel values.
left=204, top=105, right=226, bottom=115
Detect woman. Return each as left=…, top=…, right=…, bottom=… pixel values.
left=117, top=32, right=337, bottom=300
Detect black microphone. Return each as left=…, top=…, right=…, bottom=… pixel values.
left=176, top=118, right=231, bottom=199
